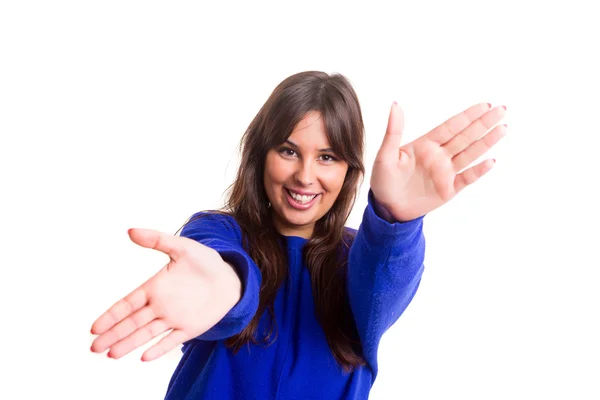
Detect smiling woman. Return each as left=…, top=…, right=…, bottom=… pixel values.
left=89, top=70, right=506, bottom=400
left=264, top=111, right=350, bottom=238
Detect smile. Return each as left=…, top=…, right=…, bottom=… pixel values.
left=285, top=189, right=320, bottom=209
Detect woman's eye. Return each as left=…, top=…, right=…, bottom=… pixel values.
left=279, top=148, right=296, bottom=157
left=320, top=154, right=337, bottom=162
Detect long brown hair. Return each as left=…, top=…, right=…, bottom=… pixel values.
left=180, top=71, right=366, bottom=372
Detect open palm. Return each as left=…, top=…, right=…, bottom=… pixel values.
left=371, top=102, right=507, bottom=221
left=90, top=228, right=241, bottom=361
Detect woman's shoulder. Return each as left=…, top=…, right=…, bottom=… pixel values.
left=343, top=226, right=358, bottom=236
left=180, top=210, right=243, bottom=240
left=186, top=210, right=239, bottom=225
left=341, top=225, right=358, bottom=250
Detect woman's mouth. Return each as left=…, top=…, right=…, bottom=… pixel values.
left=285, top=189, right=319, bottom=210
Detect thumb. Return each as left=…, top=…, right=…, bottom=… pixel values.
left=378, top=102, right=405, bottom=158
left=128, top=228, right=183, bottom=261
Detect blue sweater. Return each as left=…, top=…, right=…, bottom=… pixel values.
left=164, top=191, right=425, bottom=399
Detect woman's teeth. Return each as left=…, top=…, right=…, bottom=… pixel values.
left=289, top=190, right=317, bottom=204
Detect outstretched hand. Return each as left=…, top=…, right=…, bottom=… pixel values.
left=90, top=228, right=241, bottom=361
left=370, top=102, right=506, bottom=222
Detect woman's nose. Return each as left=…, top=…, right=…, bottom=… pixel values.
left=294, top=162, right=315, bottom=186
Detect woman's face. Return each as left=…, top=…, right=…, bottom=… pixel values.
left=263, top=111, right=349, bottom=238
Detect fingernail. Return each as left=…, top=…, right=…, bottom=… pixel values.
left=393, top=101, right=397, bottom=106
left=502, top=105, right=507, bottom=110
left=487, top=103, right=492, bottom=108
left=107, top=352, right=112, bottom=358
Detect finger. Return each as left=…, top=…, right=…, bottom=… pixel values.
left=452, top=124, right=507, bottom=171
left=141, top=329, right=190, bottom=362
left=91, top=287, right=147, bottom=336
left=108, top=319, right=170, bottom=359
left=91, top=305, right=156, bottom=353
left=377, top=102, right=405, bottom=158
left=427, top=102, right=492, bottom=144
left=128, top=228, right=184, bottom=261
left=454, top=159, right=496, bottom=193
left=444, top=106, right=506, bottom=156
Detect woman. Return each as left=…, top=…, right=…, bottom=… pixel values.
left=90, top=71, right=506, bottom=399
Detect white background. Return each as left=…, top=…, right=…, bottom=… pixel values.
left=1, top=1, right=599, bottom=399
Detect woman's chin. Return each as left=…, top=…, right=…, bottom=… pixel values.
left=277, top=209, right=316, bottom=230
left=283, top=213, right=314, bottom=227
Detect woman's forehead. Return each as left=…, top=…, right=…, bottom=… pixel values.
left=286, top=111, right=331, bottom=150
left=292, top=111, right=323, bottom=132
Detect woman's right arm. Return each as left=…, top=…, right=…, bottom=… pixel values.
left=89, top=213, right=261, bottom=361
left=179, top=212, right=262, bottom=341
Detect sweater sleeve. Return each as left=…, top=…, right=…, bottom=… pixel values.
left=178, top=212, right=262, bottom=341
left=347, top=190, right=425, bottom=379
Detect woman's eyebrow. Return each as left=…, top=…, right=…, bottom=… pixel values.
left=284, top=139, right=333, bottom=153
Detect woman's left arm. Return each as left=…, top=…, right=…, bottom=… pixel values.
left=347, top=190, right=425, bottom=377
left=349, top=101, right=507, bottom=375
